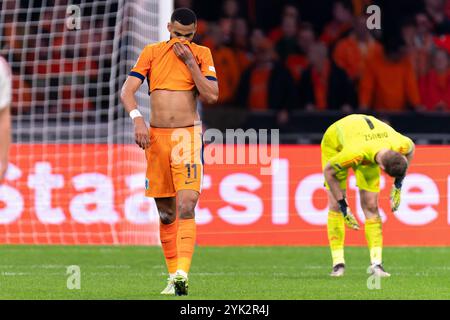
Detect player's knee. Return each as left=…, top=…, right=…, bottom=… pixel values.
left=361, top=202, right=378, bottom=215
left=158, top=207, right=176, bottom=224
left=178, top=198, right=196, bottom=219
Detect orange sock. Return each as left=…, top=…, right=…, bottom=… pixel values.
left=177, top=218, right=196, bottom=274
left=159, top=219, right=178, bottom=275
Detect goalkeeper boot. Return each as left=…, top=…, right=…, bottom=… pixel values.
left=160, top=277, right=175, bottom=295
left=330, top=263, right=345, bottom=277
left=369, top=264, right=391, bottom=277
left=344, top=211, right=360, bottom=230
left=173, top=272, right=189, bottom=296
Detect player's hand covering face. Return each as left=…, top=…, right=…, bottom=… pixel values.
left=173, top=42, right=195, bottom=65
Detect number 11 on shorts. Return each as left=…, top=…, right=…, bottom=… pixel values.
left=185, top=164, right=197, bottom=179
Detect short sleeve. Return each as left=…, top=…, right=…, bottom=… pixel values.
left=328, top=148, right=364, bottom=171
left=199, top=47, right=217, bottom=81
left=392, top=134, right=414, bottom=155
left=0, top=59, right=12, bottom=109
left=129, top=45, right=153, bottom=82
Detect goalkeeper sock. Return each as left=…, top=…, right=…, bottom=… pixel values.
left=159, top=219, right=178, bottom=275
left=177, top=218, right=196, bottom=274
left=365, top=217, right=383, bottom=265
left=327, top=210, right=346, bottom=266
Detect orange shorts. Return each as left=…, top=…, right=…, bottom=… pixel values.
left=145, top=125, right=204, bottom=198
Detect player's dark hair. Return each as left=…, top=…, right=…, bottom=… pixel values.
left=384, top=151, right=408, bottom=178
left=171, top=8, right=197, bottom=25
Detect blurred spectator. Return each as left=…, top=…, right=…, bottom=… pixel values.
left=285, top=22, right=316, bottom=82
left=219, top=0, right=241, bottom=45
left=268, top=3, right=300, bottom=43
left=298, top=43, right=355, bottom=111
left=320, top=0, right=354, bottom=47
left=401, top=16, right=431, bottom=77
left=414, top=12, right=436, bottom=75
left=236, top=38, right=296, bottom=124
left=425, top=0, right=450, bottom=35
left=359, top=40, right=421, bottom=111
left=230, top=18, right=253, bottom=73
left=333, top=15, right=377, bottom=82
left=419, top=48, right=450, bottom=111
left=275, top=15, right=299, bottom=62
left=207, top=24, right=241, bottom=105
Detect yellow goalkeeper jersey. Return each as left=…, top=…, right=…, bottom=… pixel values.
left=326, top=114, right=414, bottom=171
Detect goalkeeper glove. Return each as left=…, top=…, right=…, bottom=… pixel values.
left=390, top=177, right=404, bottom=212
left=338, top=198, right=360, bottom=230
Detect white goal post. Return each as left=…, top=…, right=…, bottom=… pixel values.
left=0, top=0, right=173, bottom=245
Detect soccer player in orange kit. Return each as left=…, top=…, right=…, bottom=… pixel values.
left=120, top=8, right=218, bottom=296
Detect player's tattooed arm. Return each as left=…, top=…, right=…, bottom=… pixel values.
left=173, top=43, right=218, bottom=104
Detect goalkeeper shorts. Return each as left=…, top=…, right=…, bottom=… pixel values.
left=321, top=125, right=381, bottom=193
left=145, top=125, right=204, bottom=198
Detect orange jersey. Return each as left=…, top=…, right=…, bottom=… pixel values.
left=129, top=38, right=217, bottom=93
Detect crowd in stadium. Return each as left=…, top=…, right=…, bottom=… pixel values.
left=180, top=0, right=450, bottom=124
left=1, top=0, right=450, bottom=129
left=0, top=2, right=114, bottom=117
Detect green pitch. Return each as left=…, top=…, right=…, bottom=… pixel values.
left=0, top=245, right=449, bottom=300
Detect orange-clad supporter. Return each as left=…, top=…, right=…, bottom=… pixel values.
left=359, top=41, right=421, bottom=111
left=333, top=16, right=376, bottom=82
left=206, top=23, right=240, bottom=105
left=320, top=0, right=354, bottom=47
left=236, top=38, right=296, bottom=124
left=230, top=18, right=253, bottom=73
left=285, top=22, right=316, bottom=82
left=268, top=3, right=300, bottom=43
left=120, top=8, right=218, bottom=297
left=298, top=43, right=355, bottom=111
left=419, top=48, right=450, bottom=111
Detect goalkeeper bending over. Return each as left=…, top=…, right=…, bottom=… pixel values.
left=321, top=114, right=414, bottom=277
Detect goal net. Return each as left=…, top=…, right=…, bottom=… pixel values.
left=0, top=0, right=172, bottom=245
